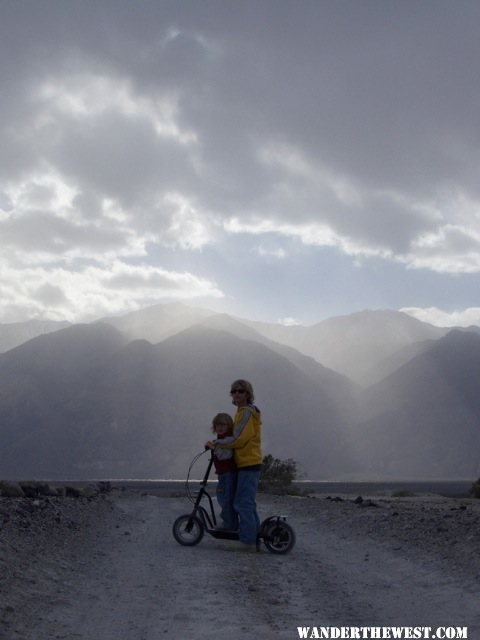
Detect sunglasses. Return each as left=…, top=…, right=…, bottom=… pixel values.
left=230, top=388, right=246, bottom=395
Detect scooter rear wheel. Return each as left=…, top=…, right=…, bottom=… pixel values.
left=172, top=514, right=204, bottom=546
left=262, top=520, right=296, bottom=554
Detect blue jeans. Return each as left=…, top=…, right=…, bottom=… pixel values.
left=233, top=467, right=261, bottom=544
left=216, top=471, right=238, bottom=530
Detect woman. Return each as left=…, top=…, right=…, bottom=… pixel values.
left=208, top=379, right=262, bottom=549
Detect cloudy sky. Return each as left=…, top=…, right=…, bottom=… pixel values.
left=2, top=1, right=480, bottom=327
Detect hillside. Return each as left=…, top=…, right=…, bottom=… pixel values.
left=355, top=330, right=480, bottom=478
left=0, top=305, right=451, bottom=388
left=0, top=324, right=128, bottom=478
left=197, top=313, right=360, bottom=418
left=98, top=302, right=215, bottom=343
left=1, top=305, right=479, bottom=481
left=0, top=324, right=358, bottom=480
left=0, top=319, right=70, bottom=354
left=245, top=310, right=448, bottom=385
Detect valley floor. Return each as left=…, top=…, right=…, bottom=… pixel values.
left=1, top=488, right=479, bottom=639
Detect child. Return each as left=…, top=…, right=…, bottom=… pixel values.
left=211, top=413, right=238, bottom=531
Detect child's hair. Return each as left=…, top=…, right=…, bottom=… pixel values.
left=211, top=413, right=234, bottom=434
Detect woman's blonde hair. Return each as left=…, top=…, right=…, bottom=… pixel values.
left=211, top=413, right=234, bottom=434
left=230, top=379, right=255, bottom=403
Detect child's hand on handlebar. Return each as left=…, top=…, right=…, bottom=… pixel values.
left=204, top=440, right=216, bottom=450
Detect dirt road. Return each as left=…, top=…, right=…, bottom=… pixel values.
left=1, top=492, right=479, bottom=639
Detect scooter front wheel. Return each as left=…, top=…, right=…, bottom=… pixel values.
left=172, top=514, right=204, bottom=546
left=262, top=519, right=296, bottom=554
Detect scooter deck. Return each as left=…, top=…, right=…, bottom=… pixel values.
left=206, top=528, right=239, bottom=540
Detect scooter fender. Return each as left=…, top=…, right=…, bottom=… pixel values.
left=259, top=515, right=288, bottom=537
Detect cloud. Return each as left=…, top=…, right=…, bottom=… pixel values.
left=406, top=222, right=480, bottom=274
left=2, top=2, right=480, bottom=320
left=1, top=168, right=143, bottom=264
left=0, top=260, right=223, bottom=323
left=278, top=317, right=301, bottom=327
left=254, top=244, right=287, bottom=260
left=33, top=282, right=69, bottom=306
left=38, top=74, right=197, bottom=144
left=228, top=141, right=480, bottom=272
left=402, top=306, right=480, bottom=328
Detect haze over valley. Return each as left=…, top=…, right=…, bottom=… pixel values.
left=0, top=303, right=478, bottom=481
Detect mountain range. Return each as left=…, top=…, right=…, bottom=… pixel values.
left=0, top=303, right=479, bottom=480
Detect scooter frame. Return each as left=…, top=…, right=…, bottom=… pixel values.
left=172, top=451, right=296, bottom=554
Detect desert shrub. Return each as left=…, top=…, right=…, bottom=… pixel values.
left=470, top=478, right=480, bottom=499
left=259, top=454, right=297, bottom=494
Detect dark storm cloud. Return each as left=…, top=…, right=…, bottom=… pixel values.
left=2, top=0, right=480, bottom=320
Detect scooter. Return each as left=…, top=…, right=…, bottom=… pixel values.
left=172, top=451, right=296, bottom=554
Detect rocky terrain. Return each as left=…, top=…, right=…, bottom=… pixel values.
left=308, top=491, right=480, bottom=583
left=1, top=483, right=479, bottom=639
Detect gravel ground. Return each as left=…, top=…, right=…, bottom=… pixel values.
left=1, top=486, right=479, bottom=639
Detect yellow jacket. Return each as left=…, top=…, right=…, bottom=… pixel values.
left=218, top=404, right=262, bottom=468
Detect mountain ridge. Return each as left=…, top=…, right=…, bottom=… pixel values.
left=0, top=322, right=359, bottom=479
left=0, top=304, right=479, bottom=480
left=0, top=304, right=456, bottom=388
left=355, top=329, right=480, bottom=478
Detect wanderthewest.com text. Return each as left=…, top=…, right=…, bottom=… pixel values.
left=297, top=627, right=468, bottom=639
